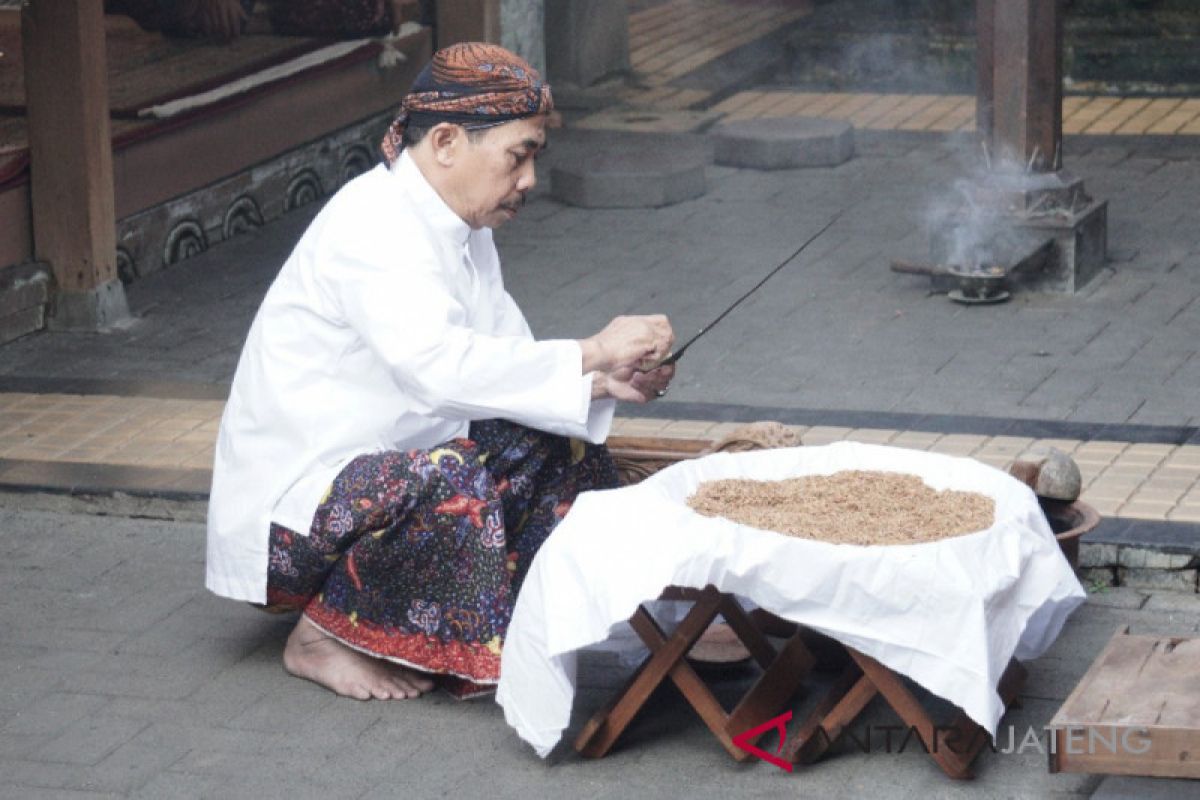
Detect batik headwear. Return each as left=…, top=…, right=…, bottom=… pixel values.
left=381, top=42, right=553, bottom=166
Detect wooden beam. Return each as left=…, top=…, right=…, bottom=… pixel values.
left=979, top=0, right=1063, bottom=173
left=436, top=0, right=501, bottom=48
left=22, top=0, right=128, bottom=328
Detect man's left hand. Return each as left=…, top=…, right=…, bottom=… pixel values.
left=596, top=364, right=673, bottom=403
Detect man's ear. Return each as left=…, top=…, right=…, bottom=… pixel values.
left=428, top=122, right=463, bottom=167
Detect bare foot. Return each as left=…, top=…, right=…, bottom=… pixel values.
left=283, top=615, right=435, bottom=700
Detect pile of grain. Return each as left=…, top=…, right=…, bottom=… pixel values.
left=686, top=470, right=995, bottom=545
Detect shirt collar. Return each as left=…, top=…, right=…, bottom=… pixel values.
left=391, top=149, right=472, bottom=247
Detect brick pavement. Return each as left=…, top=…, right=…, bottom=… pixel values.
left=2, top=2, right=1200, bottom=793
left=2, top=506, right=1199, bottom=798
left=3, top=390, right=1200, bottom=522
left=4, top=133, right=1198, bottom=428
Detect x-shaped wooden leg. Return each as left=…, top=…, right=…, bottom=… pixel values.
left=575, top=587, right=815, bottom=760
left=784, top=645, right=1027, bottom=779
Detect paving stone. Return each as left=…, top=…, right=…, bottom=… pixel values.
left=1091, top=775, right=1200, bottom=800
left=1118, top=567, right=1199, bottom=593
left=551, top=145, right=707, bottom=208
left=1117, top=546, right=1196, bottom=569
left=0, top=693, right=111, bottom=756
left=1082, top=585, right=1146, bottom=609
left=1078, top=542, right=1118, bottom=568
left=28, top=714, right=149, bottom=767
left=711, top=116, right=855, bottom=169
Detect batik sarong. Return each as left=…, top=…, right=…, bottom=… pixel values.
left=265, top=419, right=617, bottom=697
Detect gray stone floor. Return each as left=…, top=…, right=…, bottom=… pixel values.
left=2, top=134, right=1199, bottom=429
left=2, top=126, right=1200, bottom=797
left=4, top=506, right=1199, bottom=799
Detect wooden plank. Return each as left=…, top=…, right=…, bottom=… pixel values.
left=1048, top=627, right=1200, bottom=778
left=785, top=661, right=874, bottom=763
left=21, top=0, right=117, bottom=294
left=726, top=631, right=815, bottom=755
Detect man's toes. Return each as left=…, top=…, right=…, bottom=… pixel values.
left=407, top=675, right=434, bottom=693
left=388, top=675, right=422, bottom=699
left=401, top=669, right=434, bottom=692
left=368, top=680, right=396, bottom=700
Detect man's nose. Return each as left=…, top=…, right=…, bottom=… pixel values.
left=517, top=160, right=537, bottom=193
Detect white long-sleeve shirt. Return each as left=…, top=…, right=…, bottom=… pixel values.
left=206, top=152, right=615, bottom=603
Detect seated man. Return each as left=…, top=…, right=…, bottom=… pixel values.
left=206, top=42, right=675, bottom=701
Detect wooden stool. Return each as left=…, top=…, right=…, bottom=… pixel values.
left=784, top=644, right=1027, bottom=779
left=575, top=586, right=816, bottom=760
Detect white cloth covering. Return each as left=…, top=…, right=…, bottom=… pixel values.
left=206, top=151, right=615, bottom=603
left=496, top=441, right=1086, bottom=757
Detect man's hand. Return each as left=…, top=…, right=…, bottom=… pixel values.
left=580, top=315, right=674, bottom=374
left=591, top=364, right=674, bottom=404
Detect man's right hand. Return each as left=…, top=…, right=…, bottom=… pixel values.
left=580, top=315, right=674, bottom=374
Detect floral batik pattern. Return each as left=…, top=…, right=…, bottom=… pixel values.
left=266, top=419, right=616, bottom=696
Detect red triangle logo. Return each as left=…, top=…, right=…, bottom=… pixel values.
left=732, top=710, right=794, bottom=772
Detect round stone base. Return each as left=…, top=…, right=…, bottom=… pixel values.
left=712, top=116, right=855, bottom=169
left=551, top=145, right=707, bottom=208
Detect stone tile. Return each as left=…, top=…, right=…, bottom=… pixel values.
left=28, top=714, right=149, bottom=767
left=1075, top=441, right=1130, bottom=456
left=1167, top=505, right=1200, bottom=523
left=1117, top=501, right=1176, bottom=520
left=1119, top=567, right=1199, bottom=593
left=800, top=425, right=853, bottom=444
left=1117, top=547, right=1196, bottom=569
left=1144, top=473, right=1199, bottom=491
left=1083, top=497, right=1124, bottom=517
left=1143, top=591, right=1200, bottom=614
left=1082, top=585, right=1146, bottom=609
left=887, top=431, right=942, bottom=449
left=845, top=428, right=896, bottom=445
left=1092, top=775, right=1200, bottom=800
left=1078, top=543, right=1118, bottom=568
left=1128, top=486, right=1187, bottom=503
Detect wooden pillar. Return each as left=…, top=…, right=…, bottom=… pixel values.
left=436, top=0, right=501, bottom=48
left=976, top=0, right=1063, bottom=173
left=22, top=0, right=129, bottom=329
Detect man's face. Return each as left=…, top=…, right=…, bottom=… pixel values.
left=450, top=115, right=546, bottom=230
